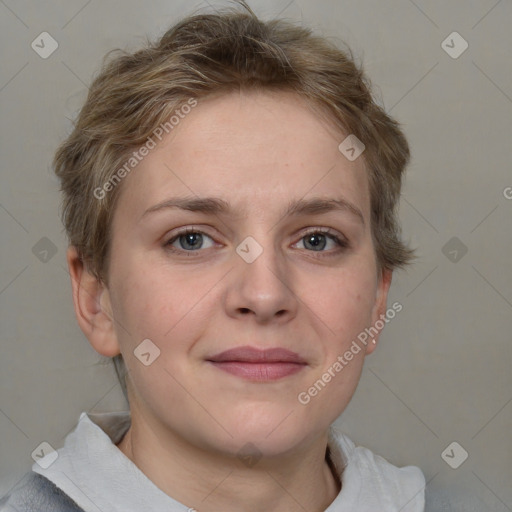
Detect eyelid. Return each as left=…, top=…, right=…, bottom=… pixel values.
left=299, top=226, right=347, bottom=241
left=164, top=226, right=218, bottom=246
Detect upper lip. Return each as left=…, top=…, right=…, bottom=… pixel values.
left=207, top=346, right=307, bottom=364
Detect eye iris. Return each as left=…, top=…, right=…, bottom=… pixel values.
left=304, top=233, right=326, bottom=251
left=180, top=232, right=202, bottom=250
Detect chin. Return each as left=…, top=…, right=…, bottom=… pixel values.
left=217, top=411, right=318, bottom=458
left=212, top=430, right=310, bottom=461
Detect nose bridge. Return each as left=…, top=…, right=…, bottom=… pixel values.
left=237, top=228, right=284, bottom=292
left=227, top=227, right=297, bottom=321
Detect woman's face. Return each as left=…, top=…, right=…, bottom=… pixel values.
left=104, top=89, right=391, bottom=457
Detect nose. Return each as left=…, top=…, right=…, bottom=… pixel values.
left=224, top=234, right=299, bottom=324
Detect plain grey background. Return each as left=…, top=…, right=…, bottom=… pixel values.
left=1, top=0, right=511, bottom=508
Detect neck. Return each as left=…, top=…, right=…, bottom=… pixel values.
left=116, top=414, right=341, bottom=512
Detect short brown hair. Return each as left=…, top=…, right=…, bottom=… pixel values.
left=54, top=1, right=415, bottom=394
left=54, top=1, right=414, bottom=281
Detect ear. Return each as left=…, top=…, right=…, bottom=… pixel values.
left=365, top=268, right=393, bottom=355
left=66, top=246, right=121, bottom=357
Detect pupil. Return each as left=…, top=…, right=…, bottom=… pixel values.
left=306, top=234, right=325, bottom=251
left=183, top=233, right=201, bottom=249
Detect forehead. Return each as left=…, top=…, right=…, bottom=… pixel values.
left=114, top=89, right=370, bottom=222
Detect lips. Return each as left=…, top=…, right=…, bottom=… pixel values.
left=207, top=346, right=307, bottom=381
left=208, top=346, right=307, bottom=364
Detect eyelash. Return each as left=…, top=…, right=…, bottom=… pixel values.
left=163, top=226, right=349, bottom=258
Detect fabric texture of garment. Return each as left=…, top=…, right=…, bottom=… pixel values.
left=1, top=411, right=426, bottom=511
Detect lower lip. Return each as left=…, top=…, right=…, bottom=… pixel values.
left=209, top=361, right=306, bottom=381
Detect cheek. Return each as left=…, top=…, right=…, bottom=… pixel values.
left=296, top=265, right=377, bottom=422
left=109, top=255, right=220, bottom=358
left=113, top=273, right=191, bottom=341
left=306, top=261, right=378, bottom=346
left=109, top=267, right=207, bottom=400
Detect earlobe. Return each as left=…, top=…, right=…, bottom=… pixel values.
left=365, top=268, right=393, bottom=355
left=66, top=246, right=121, bottom=357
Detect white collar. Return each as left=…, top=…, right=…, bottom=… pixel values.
left=32, top=411, right=425, bottom=511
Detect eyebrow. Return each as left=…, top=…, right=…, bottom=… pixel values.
left=140, top=196, right=365, bottom=226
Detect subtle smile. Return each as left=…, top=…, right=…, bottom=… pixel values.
left=206, top=346, right=308, bottom=381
